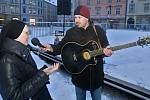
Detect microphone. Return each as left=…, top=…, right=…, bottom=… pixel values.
left=28, top=45, right=63, bottom=65
left=31, top=38, right=45, bottom=48
left=27, top=44, right=40, bottom=52
left=28, top=44, right=46, bottom=55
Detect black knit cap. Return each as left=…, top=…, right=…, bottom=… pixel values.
left=1, top=20, right=26, bottom=39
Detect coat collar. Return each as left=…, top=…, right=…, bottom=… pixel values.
left=0, top=38, right=30, bottom=61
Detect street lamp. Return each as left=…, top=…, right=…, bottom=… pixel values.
left=20, top=0, right=21, bottom=20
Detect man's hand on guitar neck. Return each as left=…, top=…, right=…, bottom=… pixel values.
left=103, top=46, right=113, bottom=57
left=40, top=44, right=54, bottom=52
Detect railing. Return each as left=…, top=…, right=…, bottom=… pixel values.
left=27, top=22, right=150, bottom=37
left=1, top=22, right=150, bottom=37
left=27, top=22, right=150, bottom=30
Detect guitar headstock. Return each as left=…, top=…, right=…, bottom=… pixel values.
left=137, top=36, right=150, bottom=47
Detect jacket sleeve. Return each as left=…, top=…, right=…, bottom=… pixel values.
left=49, top=31, right=70, bottom=56
left=0, top=61, right=49, bottom=100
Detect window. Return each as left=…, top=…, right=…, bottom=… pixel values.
left=97, top=0, right=101, bottom=4
left=107, top=6, right=112, bottom=15
left=10, top=0, right=14, bottom=3
left=29, top=8, right=32, bottom=14
left=87, top=0, right=90, bottom=5
left=116, top=7, right=120, bottom=15
left=23, top=7, right=26, bottom=13
left=144, top=3, right=149, bottom=12
left=10, top=6, right=15, bottom=14
left=38, top=9, right=40, bottom=15
left=38, top=1, right=40, bottom=6
left=32, top=0, right=36, bottom=5
left=117, top=0, right=121, bottom=2
left=108, top=0, right=112, bottom=3
left=16, top=7, right=19, bottom=14
left=0, top=6, right=1, bottom=13
left=23, top=0, right=25, bottom=4
left=15, top=0, right=19, bottom=3
left=29, top=0, right=31, bottom=4
left=41, top=1, right=43, bottom=7
left=129, top=3, right=135, bottom=13
left=41, top=9, right=42, bottom=15
left=23, top=18, right=26, bottom=22
left=2, top=5, right=6, bottom=13
left=33, top=9, right=36, bottom=14
left=95, top=7, right=101, bottom=15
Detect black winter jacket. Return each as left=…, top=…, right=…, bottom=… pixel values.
left=51, top=25, right=109, bottom=91
left=0, top=38, right=52, bottom=100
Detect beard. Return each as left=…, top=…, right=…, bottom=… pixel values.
left=75, top=22, right=81, bottom=28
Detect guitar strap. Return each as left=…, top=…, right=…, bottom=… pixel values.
left=92, top=24, right=106, bottom=64
left=92, top=24, right=102, bottom=49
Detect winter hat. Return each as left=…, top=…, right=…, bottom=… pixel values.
left=1, top=20, right=26, bottom=39
left=74, top=5, right=90, bottom=19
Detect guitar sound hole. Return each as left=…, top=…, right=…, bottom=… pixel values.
left=83, top=51, right=91, bottom=60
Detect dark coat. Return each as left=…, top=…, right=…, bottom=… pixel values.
left=0, top=38, right=52, bottom=100
left=52, top=25, right=109, bottom=91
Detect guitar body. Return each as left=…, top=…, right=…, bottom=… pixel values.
left=60, top=36, right=150, bottom=74
left=61, top=40, right=99, bottom=74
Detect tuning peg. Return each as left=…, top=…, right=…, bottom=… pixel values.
left=139, top=37, right=145, bottom=47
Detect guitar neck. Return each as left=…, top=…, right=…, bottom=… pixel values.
left=110, top=42, right=137, bottom=51
left=89, top=41, right=138, bottom=57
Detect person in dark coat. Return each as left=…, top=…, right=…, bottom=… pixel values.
left=40, top=5, right=112, bottom=100
left=0, top=20, right=59, bottom=100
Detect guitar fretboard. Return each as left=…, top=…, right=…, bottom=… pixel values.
left=89, top=42, right=137, bottom=57
left=110, top=42, right=137, bottom=51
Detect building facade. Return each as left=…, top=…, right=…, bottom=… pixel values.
left=0, top=0, right=57, bottom=25
left=127, top=0, right=150, bottom=26
left=74, top=0, right=127, bottom=24
left=44, top=0, right=57, bottom=22
left=0, top=0, right=20, bottom=25
left=21, top=0, right=44, bottom=22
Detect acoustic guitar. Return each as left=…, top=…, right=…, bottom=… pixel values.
left=61, top=36, right=150, bottom=74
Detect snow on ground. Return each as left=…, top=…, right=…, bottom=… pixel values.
left=31, top=29, right=150, bottom=90
left=105, top=29, right=150, bottom=90
left=30, top=29, right=150, bottom=99
left=0, top=29, right=150, bottom=100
